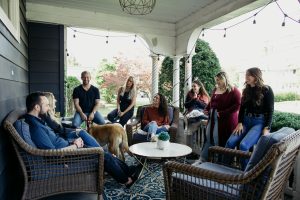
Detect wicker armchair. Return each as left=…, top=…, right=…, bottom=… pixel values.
left=163, top=129, right=300, bottom=200
left=3, top=109, right=105, bottom=200
left=126, top=105, right=179, bottom=145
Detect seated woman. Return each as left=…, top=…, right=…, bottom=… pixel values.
left=141, top=93, right=170, bottom=142
left=225, top=67, right=274, bottom=169
left=37, top=92, right=141, bottom=188
left=107, top=76, right=136, bottom=126
left=184, top=80, right=210, bottom=124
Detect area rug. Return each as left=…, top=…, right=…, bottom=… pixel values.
left=103, top=155, right=168, bottom=200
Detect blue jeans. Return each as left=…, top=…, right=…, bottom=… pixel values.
left=225, top=115, right=264, bottom=169
left=201, top=110, right=218, bottom=161
left=143, top=121, right=168, bottom=137
left=66, top=129, right=132, bottom=183
left=107, top=108, right=134, bottom=127
left=72, top=111, right=105, bottom=128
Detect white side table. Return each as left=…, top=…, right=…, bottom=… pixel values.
left=129, top=142, right=192, bottom=185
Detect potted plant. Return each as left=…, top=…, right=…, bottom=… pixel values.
left=157, top=132, right=170, bottom=150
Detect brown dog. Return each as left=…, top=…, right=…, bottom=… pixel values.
left=88, top=123, right=129, bottom=161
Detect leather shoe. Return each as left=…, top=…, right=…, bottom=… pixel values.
left=126, top=164, right=143, bottom=188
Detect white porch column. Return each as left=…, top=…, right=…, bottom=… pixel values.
left=184, top=54, right=193, bottom=97
left=172, top=56, right=181, bottom=107
left=150, top=54, right=159, bottom=99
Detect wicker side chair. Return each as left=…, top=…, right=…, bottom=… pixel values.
left=3, top=109, right=105, bottom=200
left=126, top=105, right=179, bottom=145
left=163, top=128, right=300, bottom=200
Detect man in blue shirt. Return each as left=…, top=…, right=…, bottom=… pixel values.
left=25, top=92, right=140, bottom=187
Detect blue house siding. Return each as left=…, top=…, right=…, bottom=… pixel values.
left=28, top=22, right=65, bottom=116
left=0, top=0, right=28, bottom=199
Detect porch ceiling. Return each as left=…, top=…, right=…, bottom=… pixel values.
left=26, top=0, right=269, bottom=55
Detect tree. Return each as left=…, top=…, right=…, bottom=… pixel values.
left=65, top=76, right=81, bottom=116
left=96, top=55, right=152, bottom=103
left=159, top=39, right=221, bottom=110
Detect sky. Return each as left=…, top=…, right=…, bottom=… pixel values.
left=66, top=28, right=151, bottom=72
left=201, top=0, right=300, bottom=72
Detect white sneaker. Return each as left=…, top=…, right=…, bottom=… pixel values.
left=151, top=134, right=158, bottom=142
left=137, top=129, right=148, bottom=135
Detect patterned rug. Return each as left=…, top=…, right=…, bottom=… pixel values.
left=103, top=155, right=169, bottom=200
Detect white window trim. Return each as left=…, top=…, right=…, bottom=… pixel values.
left=0, top=0, right=20, bottom=42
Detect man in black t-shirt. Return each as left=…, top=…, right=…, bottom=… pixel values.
left=72, top=71, right=105, bottom=127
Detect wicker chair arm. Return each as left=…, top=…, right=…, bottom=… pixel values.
left=169, top=125, right=177, bottom=142
left=25, top=146, right=105, bottom=157
left=208, top=146, right=252, bottom=161
left=126, top=119, right=141, bottom=145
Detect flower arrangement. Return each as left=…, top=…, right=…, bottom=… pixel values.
left=158, top=131, right=170, bottom=141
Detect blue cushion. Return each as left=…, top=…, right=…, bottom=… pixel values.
left=13, top=120, right=37, bottom=148
left=245, top=127, right=295, bottom=171
left=195, top=162, right=243, bottom=176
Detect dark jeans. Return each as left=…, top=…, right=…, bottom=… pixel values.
left=107, top=108, right=134, bottom=127
left=71, top=129, right=131, bottom=183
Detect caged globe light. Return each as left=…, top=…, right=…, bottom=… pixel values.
left=119, top=0, right=156, bottom=15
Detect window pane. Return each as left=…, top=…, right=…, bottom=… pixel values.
left=0, top=0, right=9, bottom=19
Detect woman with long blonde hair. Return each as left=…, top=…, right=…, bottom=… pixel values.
left=107, top=76, right=137, bottom=126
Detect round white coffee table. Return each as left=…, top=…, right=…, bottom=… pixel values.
left=129, top=142, right=192, bottom=186
left=129, top=142, right=192, bottom=159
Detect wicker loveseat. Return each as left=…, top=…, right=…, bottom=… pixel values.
left=3, top=109, right=105, bottom=200
left=126, top=105, right=179, bottom=145
left=163, top=127, right=300, bottom=200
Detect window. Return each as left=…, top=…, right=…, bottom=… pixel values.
left=0, top=0, right=20, bottom=42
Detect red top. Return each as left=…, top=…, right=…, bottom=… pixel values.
left=205, top=87, right=241, bottom=147
left=142, top=106, right=170, bottom=127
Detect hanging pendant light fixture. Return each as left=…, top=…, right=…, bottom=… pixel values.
left=119, top=0, right=156, bottom=15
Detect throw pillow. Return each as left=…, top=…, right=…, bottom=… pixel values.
left=245, top=127, right=295, bottom=171
left=14, top=119, right=37, bottom=148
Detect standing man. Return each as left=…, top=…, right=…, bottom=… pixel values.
left=72, top=71, right=105, bottom=127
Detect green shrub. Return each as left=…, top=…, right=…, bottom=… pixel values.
left=158, top=132, right=170, bottom=141
left=274, top=92, right=300, bottom=102
left=65, top=76, right=81, bottom=116
left=272, top=111, right=300, bottom=131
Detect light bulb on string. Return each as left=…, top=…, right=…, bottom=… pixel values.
left=202, top=28, right=205, bottom=37
left=253, top=13, right=257, bottom=24
left=157, top=54, right=160, bottom=61
left=73, top=29, right=76, bottom=38
left=223, top=28, right=227, bottom=38
left=106, top=36, right=109, bottom=44
left=282, top=14, right=287, bottom=27
left=134, top=34, right=137, bottom=43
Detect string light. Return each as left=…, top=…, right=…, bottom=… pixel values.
left=157, top=54, right=160, bottom=61
left=282, top=14, right=287, bottom=27
left=68, top=0, right=299, bottom=65
left=253, top=13, right=257, bottom=24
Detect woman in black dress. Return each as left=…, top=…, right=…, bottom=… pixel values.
left=107, top=76, right=137, bottom=126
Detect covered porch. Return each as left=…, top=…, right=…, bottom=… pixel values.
left=0, top=0, right=299, bottom=199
